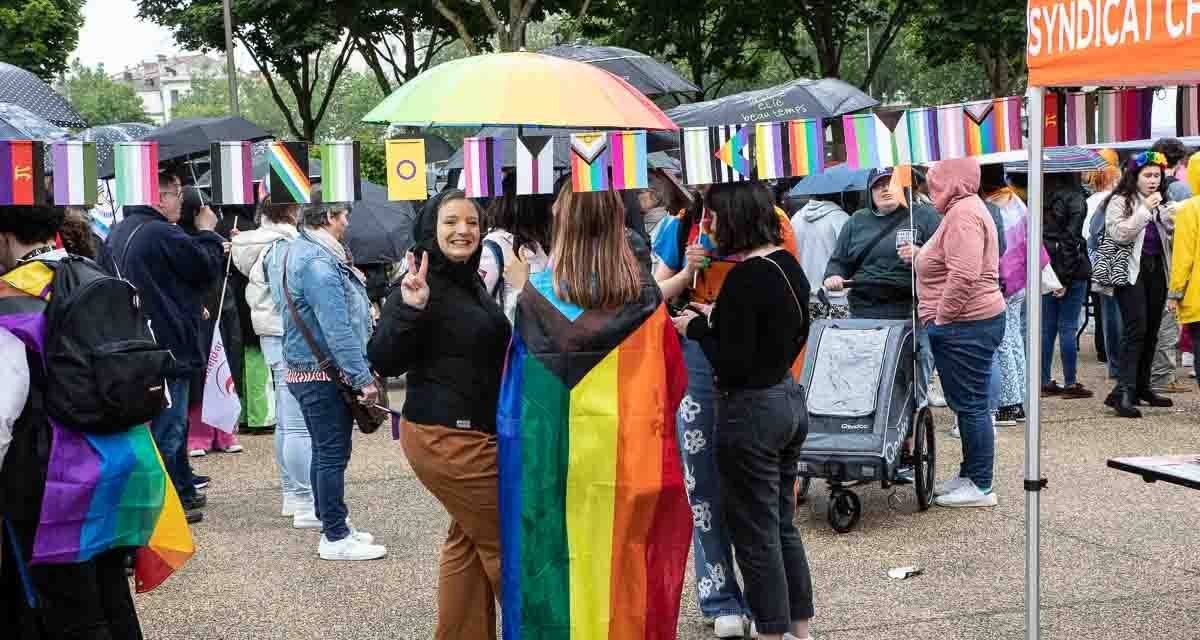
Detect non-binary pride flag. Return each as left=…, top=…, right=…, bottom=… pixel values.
left=461, top=136, right=503, bottom=198
left=755, top=119, right=824, bottom=180
left=267, top=141, right=311, bottom=204
left=321, top=141, right=362, bottom=203
left=385, top=139, right=427, bottom=201
left=51, top=142, right=97, bottom=207
left=515, top=135, right=554, bottom=195
left=963, top=96, right=1023, bottom=156
left=497, top=270, right=691, bottom=640
left=570, top=132, right=609, bottom=193
left=1179, top=86, right=1200, bottom=137
left=209, top=141, right=254, bottom=205
left=113, top=142, right=159, bottom=207
left=608, top=130, right=648, bottom=191
left=842, top=112, right=909, bottom=169
left=0, top=141, right=47, bottom=205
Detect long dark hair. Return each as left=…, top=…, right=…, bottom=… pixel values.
left=1112, top=162, right=1162, bottom=217
left=486, top=173, right=554, bottom=252
left=706, top=182, right=782, bottom=255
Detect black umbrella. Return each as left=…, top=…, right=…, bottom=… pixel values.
left=540, top=43, right=699, bottom=97
left=665, top=78, right=878, bottom=128
left=384, top=127, right=457, bottom=162
left=0, top=62, right=88, bottom=128
left=138, top=116, right=273, bottom=166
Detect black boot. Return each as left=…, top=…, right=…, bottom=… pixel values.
left=1115, top=388, right=1142, bottom=418
left=1136, top=389, right=1174, bottom=408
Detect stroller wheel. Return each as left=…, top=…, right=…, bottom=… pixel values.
left=827, top=489, right=861, bottom=533
left=913, top=407, right=936, bottom=511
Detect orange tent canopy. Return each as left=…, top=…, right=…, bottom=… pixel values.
left=1027, top=0, right=1200, bottom=86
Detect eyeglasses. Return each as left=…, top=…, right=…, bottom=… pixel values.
left=159, top=190, right=183, bottom=199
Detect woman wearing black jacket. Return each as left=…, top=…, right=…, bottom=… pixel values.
left=1041, top=173, right=1095, bottom=399
left=368, top=189, right=511, bottom=639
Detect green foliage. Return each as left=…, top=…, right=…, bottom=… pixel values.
left=356, top=141, right=387, bottom=186
left=63, top=61, right=154, bottom=126
left=911, top=0, right=1026, bottom=97
left=0, top=0, right=85, bottom=80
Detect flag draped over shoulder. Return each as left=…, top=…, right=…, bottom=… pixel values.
left=497, top=271, right=690, bottom=640
left=0, top=260, right=193, bottom=593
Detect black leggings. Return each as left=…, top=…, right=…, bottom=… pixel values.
left=1113, top=255, right=1168, bottom=393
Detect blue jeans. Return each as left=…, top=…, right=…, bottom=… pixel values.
left=916, top=325, right=935, bottom=408
left=1041, top=279, right=1088, bottom=386
left=290, top=380, right=352, bottom=541
left=677, top=338, right=745, bottom=618
left=1101, top=294, right=1123, bottom=379
left=927, top=314, right=1005, bottom=491
left=151, top=376, right=196, bottom=501
left=261, top=336, right=312, bottom=504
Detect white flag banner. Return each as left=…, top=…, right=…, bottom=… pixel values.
left=201, top=331, right=242, bottom=433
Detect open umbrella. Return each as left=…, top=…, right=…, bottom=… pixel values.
left=0, top=103, right=69, bottom=141
left=788, top=164, right=871, bottom=196
left=385, top=129, right=457, bottom=162
left=1003, top=146, right=1109, bottom=174
left=540, top=43, right=698, bottom=97
left=76, top=123, right=155, bottom=177
left=138, top=116, right=273, bottom=165
left=0, top=62, right=88, bottom=128
left=665, top=78, right=877, bottom=128
left=363, top=52, right=676, bottom=130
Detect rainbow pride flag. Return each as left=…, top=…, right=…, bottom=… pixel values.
left=608, top=130, right=648, bottom=191
left=570, top=132, right=609, bottom=193
left=0, top=260, right=193, bottom=593
left=268, top=141, right=311, bottom=204
left=113, top=142, right=158, bottom=207
left=963, top=96, right=1023, bottom=156
left=497, top=271, right=690, bottom=639
left=755, top=119, right=823, bottom=180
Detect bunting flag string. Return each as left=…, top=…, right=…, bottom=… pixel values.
left=51, top=141, right=98, bottom=207
left=516, top=135, right=554, bottom=195
left=0, top=140, right=47, bottom=206
left=608, top=130, right=648, bottom=191
left=267, top=141, right=311, bottom=205
left=460, top=136, right=503, bottom=198
left=320, top=141, right=362, bottom=203
left=963, top=96, right=1023, bottom=156
left=209, top=141, right=254, bottom=205
left=385, top=139, right=427, bottom=201
left=755, top=119, right=823, bottom=180
left=842, top=112, right=909, bottom=169
left=113, top=142, right=158, bottom=207
left=569, top=132, right=609, bottom=193
left=1178, top=85, right=1200, bottom=137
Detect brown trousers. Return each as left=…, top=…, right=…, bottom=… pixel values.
left=400, top=421, right=501, bottom=640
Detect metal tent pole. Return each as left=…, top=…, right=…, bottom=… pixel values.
left=1024, top=86, right=1047, bottom=640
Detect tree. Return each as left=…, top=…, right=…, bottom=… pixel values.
left=138, top=0, right=360, bottom=141
left=432, top=0, right=590, bottom=53
left=0, top=0, right=86, bottom=80
left=912, top=0, right=1026, bottom=97
left=346, top=1, right=485, bottom=95
left=63, top=61, right=153, bottom=126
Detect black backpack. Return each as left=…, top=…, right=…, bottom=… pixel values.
left=43, top=255, right=173, bottom=433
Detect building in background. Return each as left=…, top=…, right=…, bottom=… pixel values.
left=113, top=54, right=222, bottom=124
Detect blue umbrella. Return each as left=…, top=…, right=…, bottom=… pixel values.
left=788, top=164, right=871, bottom=196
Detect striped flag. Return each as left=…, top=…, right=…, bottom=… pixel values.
left=1179, top=85, right=1200, bottom=137
left=713, top=125, right=752, bottom=182
left=842, top=113, right=909, bottom=169
left=113, top=142, right=158, bottom=207
left=1117, top=88, right=1153, bottom=142
left=1063, top=91, right=1090, bottom=145
left=385, top=139, right=427, bottom=201
left=680, top=127, right=714, bottom=186
left=516, top=135, right=554, bottom=195
left=755, top=119, right=823, bottom=180
left=320, top=141, right=362, bottom=203
left=0, top=141, right=47, bottom=206
left=209, top=141, right=254, bottom=205
left=608, top=130, right=648, bottom=191
left=963, top=96, right=1023, bottom=156
left=267, top=141, right=311, bottom=204
left=461, top=136, right=503, bottom=198
left=570, top=132, right=609, bottom=193
left=51, top=142, right=97, bottom=206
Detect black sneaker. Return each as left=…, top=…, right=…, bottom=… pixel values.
left=995, top=405, right=1020, bottom=426
left=182, top=494, right=208, bottom=511
left=185, top=509, right=204, bottom=524
left=193, top=475, right=211, bottom=490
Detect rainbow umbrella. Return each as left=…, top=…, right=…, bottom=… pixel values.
left=362, top=52, right=677, bottom=131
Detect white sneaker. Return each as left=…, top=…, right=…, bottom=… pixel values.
left=934, top=474, right=970, bottom=496
left=188, top=448, right=206, bottom=457
left=281, top=495, right=306, bottom=517
left=1183, top=352, right=1194, bottom=368
left=318, top=534, right=386, bottom=561
left=935, top=479, right=998, bottom=508
left=346, top=519, right=375, bottom=545
left=928, top=379, right=948, bottom=407
left=714, top=615, right=745, bottom=638
left=218, top=444, right=244, bottom=453
left=293, top=510, right=322, bottom=529
left=949, top=423, right=961, bottom=439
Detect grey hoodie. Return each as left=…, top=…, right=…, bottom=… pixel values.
left=791, top=199, right=850, bottom=300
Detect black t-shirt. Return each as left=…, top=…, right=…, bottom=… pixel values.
left=687, top=250, right=811, bottom=389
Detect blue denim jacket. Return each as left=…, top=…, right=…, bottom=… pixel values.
left=269, top=231, right=374, bottom=389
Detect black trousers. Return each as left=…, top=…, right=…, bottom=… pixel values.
left=1113, top=255, right=1168, bottom=393
left=0, top=519, right=142, bottom=640
left=715, top=379, right=814, bottom=634
left=1091, top=293, right=1107, bottom=361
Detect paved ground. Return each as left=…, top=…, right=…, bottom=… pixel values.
left=138, top=341, right=1199, bottom=639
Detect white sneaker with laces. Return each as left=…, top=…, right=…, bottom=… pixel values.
left=346, top=519, right=375, bottom=545
left=714, top=614, right=744, bottom=638
left=934, top=474, right=970, bottom=496
left=934, top=479, right=997, bottom=508
left=318, top=534, right=387, bottom=561
left=188, top=448, right=206, bottom=457
left=281, top=495, right=306, bottom=517
left=293, top=510, right=322, bottom=529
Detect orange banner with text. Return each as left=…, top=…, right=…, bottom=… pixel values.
left=1027, top=0, right=1200, bottom=87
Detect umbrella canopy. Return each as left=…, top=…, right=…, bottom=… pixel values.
left=540, top=43, right=698, bottom=97
left=666, top=78, right=877, bottom=128
left=0, top=62, right=88, bottom=128
left=447, top=127, right=573, bottom=170
left=0, top=103, right=69, bottom=141
left=788, top=164, right=871, bottom=196
left=138, top=116, right=273, bottom=165
left=362, top=52, right=677, bottom=130
left=75, top=123, right=156, bottom=177
left=1003, top=146, right=1108, bottom=174
left=385, top=129, right=457, bottom=162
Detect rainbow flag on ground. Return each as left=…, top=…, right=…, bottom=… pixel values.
left=113, top=142, right=159, bottom=207
left=0, top=260, right=193, bottom=593
left=755, top=119, right=823, bottom=180
left=52, top=141, right=98, bottom=207
left=608, top=130, right=648, bottom=191
left=497, top=271, right=690, bottom=639
left=268, top=141, right=311, bottom=204
left=570, top=132, right=609, bottom=193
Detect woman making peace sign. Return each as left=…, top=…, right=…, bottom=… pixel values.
left=369, top=189, right=512, bottom=639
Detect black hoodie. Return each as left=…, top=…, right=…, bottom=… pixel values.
left=368, top=193, right=511, bottom=433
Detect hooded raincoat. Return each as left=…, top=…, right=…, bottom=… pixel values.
left=1169, top=154, right=1200, bottom=324
left=791, top=199, right=850, bottom=301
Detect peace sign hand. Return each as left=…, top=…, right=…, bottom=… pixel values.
left=401, top=251, right=431, bottom=310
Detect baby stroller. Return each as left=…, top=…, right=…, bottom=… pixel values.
left=796, top=295, right=936, bottom=533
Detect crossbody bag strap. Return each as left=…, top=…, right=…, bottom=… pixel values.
left=761, top=254, right=805, bottom=345
left=848, top=214, right=908, bottom=277
left=281, top=247, right=340, bottom=379
left=113, top=221, right=148, bottom=280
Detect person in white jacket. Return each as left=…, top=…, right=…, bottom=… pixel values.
left=790, top=194, right=850, bottom=319
left=231, top=197, right=316, bottom=528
